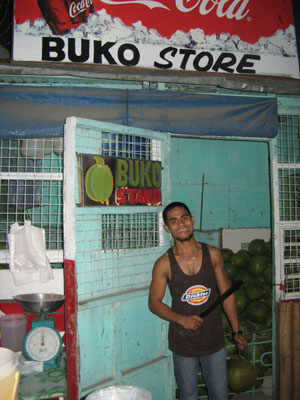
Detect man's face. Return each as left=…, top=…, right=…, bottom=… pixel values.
left=164, top=206, right=194, bottom=242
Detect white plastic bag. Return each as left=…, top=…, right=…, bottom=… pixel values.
left=8, top=221, right=53, bottom=286
left=14, top=352, right=44, bottom=375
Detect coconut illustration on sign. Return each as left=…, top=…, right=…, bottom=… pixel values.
left=85, top=156, right=114, bottom=202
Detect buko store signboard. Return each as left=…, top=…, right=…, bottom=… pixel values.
left=79, top=154, right=162, bottom=206
left=13, top=0, right=299, bottom=78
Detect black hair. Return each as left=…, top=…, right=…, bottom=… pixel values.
left=162, top=202, right=192, bottom=224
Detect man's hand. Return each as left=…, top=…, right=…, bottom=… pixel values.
left=178, top=315, right=204, bottom=331
left=233, top=334, right=248, bottom=352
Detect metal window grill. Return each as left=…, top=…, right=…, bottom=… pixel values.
left=101, top=132, right=160, bottom=160
left=283, top=228, right=300, bottom=294
left=275, top=114, right=300, bottom=298
left=278, top=168, right=300, bottom=221
left=277, top=115, right=300, bottom=163
left=0, top=138, right=64, bottom=264
left=101, top=213, right=160, bottom=250
left=99, top=132, right=162, bottom=251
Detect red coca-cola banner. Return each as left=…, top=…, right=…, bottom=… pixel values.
left=36, top=0, right=93, bottom=35
left=13, top=0, right=299, bottom=78
left=14, top=0, right=294, bottom=44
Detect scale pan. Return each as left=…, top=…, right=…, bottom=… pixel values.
left=14, top=293, right=65, bottom=314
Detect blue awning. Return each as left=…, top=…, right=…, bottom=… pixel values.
left=0, top=85, right=277, bottom=139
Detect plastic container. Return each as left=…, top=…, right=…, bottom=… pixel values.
left=0, top=347, right=20, bottom=400
left=0, top=314, right=27, bottom=352
left=86, top=386, right=152, bottom=400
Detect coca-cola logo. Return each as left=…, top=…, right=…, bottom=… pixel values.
left=95, top=0, right=294, bottom=44
left=174, top=0, right=249, bottom=19
left=70, top=0, right=93, bottom=18
left=100, top=0, right=250, bottom=20
left=100, top=0, right=170, bottom=11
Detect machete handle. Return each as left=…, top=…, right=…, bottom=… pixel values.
left=179, top=280, right=243, bottom=338
left=199, top=279, right=243, bottom=318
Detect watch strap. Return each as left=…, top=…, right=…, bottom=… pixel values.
left=232, top=330, right=243, bottom=337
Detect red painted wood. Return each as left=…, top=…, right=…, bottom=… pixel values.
left=64, top=259, right=79, bottom=400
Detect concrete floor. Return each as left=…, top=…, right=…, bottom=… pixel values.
left=230, top=367, right=274, bottom=400
left=231, top=387, right=274, bottom=399
left=231, top=386, right=274, bottom=399
left=232, top=394, right=274, bottom=400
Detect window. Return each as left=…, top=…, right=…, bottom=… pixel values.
left=275, top=114, right=300, bottom=298
left=0, top=138, right=64, bottom=266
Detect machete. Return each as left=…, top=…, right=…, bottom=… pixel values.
left=179, top=279, right=243, bottom=337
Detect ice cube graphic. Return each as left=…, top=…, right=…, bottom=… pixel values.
left=14, top=8, right=297, bottom=58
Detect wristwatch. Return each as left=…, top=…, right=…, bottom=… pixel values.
left=232, top=330, right=243, bottom=337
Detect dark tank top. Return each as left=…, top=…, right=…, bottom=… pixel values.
left=168, top=242, right=225, bottom=357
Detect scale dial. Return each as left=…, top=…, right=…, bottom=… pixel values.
left=24, top=326, right=62, bottom=362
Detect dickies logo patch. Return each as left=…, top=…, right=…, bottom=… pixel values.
left=181, top=285, right=211, bottom=306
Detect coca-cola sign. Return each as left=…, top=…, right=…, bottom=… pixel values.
left=13, top=0, right=299, bottom=78
left=69, top=0, right=94, bottom=18
left=35, top=0, right=94, bottom=35
left=96, top=0, right=291, bottom=44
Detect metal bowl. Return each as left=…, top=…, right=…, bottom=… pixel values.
left=14, top=293, right=65, bottom=314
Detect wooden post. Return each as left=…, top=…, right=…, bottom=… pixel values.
left=279, top=301, right=293, bottom=400
left=292, top=302, right=300, bottom=400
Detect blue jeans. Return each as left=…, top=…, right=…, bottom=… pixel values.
left=173, top=347, right=228, bottom=400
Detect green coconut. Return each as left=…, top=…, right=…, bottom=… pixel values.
left=227, top=356, right=257, bottom=393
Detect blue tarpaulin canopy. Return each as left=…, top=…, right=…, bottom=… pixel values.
left=0, top=85, right=277, bottom=139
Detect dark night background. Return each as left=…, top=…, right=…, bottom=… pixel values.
left=292, top=0, right=300, bottom=69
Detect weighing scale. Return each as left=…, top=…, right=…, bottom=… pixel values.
left=14, top=293, right=65, bottom=369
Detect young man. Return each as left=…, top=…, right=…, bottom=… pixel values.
left=148, top=202, right=247, bottom=400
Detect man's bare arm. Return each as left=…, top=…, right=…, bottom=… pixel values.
left=210, top=246, right=247, bottom=351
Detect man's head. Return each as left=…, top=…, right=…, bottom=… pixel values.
left=162, top=202, right=192, bottom=225
left=162, top=202, right=194, bottom=242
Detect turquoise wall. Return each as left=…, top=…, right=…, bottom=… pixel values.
left=171, top=137, right=271, bottom=231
